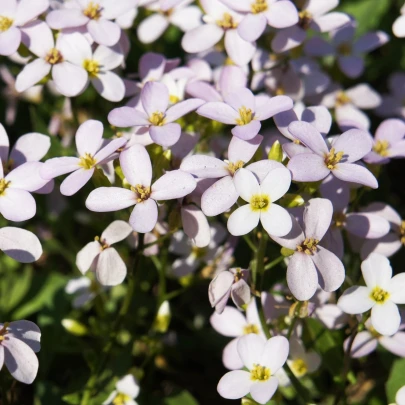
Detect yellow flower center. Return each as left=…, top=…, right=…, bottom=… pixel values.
left=250, top=364, right=271, bottom=381
left=251, top=0, right=268, bottom=14
left=250, top=194, right=270, bottom=212
left=191, top=246, right=208, bottom=259
left=243, top=323, right=259, bottom=334
left=296, top=238, right=319, bottom=255
left=234, top=268, right=243, bottom=282
left=0, top=178, right=10, bottom=196
left=169, top=94, right=180, bottom=104
left=112, top=393, right=131, bottom=405
left=132, top=184, right=151, bottom=203
left=370, top=287, right=390, bottom=304
left=298, top=10, right=312, bottom=30
left=0, top=16, right=13, bottom=32
left=235, top=107, right=253, bottom=126
left=337, top=42, right=352, bottom=56
left=400, top=220, right=405, bottom=245
left=290, top=358, right=308, bottom=377
left=45, top=48, right=64, bottom=65
left=324, top=147, right=344, bottom=170
left=333, top=212, right=346, bottom=228
left=83, top=59, right=100, bottom=78
left=275, top=87, right=285, bottom=96
left=216, top=13, right=238, bottom=29
left=373, top=140, right=390, bottom=157
left=83, top=1, right=102, bottom=20
left=0, top=322, right=9, bottom=341
left=79, top=153, right=97, bottom=170
left=335, top=91, right=351, bottom=107
left=149, top=111, right=166, bottom=126
left=94, top=236, right=109, bottom=250
left=227, top=160, right=244, bottom=176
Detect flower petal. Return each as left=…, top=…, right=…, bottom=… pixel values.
left=217, top=370, right=252, bottom=400
left=40, top=157, right=80, bottom=180
left=129, top=199, right=158, bottom=233
left=87, top=19, right=121, bottom=46
left=260, top=167, right=291, bottom=202
left=15, top=58, right=50, bottom=93
left=165, top=98, right=205, bottom=123
left=231, top=120, right=261, bottom=141
left=210, top=306, right=247, bottom=337
left=288, top=153, right=330, bottom=182
left=181, top=205, right=211, bottom=248
left=303, top=198, right=333, bottom=240
left=150, top=123, right=182, bottom=147
left=237, top=333, right=266, bottom=369
left=256, top=95, right=293, bottom=121
left=345, top=213, right=390, bottom=239
left=141, top=81, right=169, bottom=117
left=197, top=102, right=239, bottom=125
left=137, top=13, right=169, bottom=44
left=379, top=332, right=405, bottom=357
left=0, top=27, right=21, bottom=56
left=101, top=220, right=132, bottom=246
left=86, top=187, right=136, bottom=212
left=260, top=204, right=292, bottom=237
left=151, top=170, right=196, bottom=200
left=182, top=24, right=223, bottom=54
left=76, top=241, right=101, bottom=274
left=97, top=247, right=127, bottom=286
left=7, top=320, right=41, bottom=353
left=371, top=301, right=401, bottom=336
left=0, top=188, right=36, bottom=222
left=238, top=13, right=267, bottom=42
left=347, top=331, right=377, bottom=358
left=233, top=168, right=260, bottom=203
left=108, top=107, right=150, bottom=127
left=361, top=253, right=392, bottom=289
left=10, top=133, right=50, bottom=166
left=92, top=71, right=125, bottom=102
left=332, top=129, right=372, bottom=163
left=288, top=121, right=328, bottom=155
left=60, top=168, right=94, bottom=196
left=76, top=120, right=103, bottom=156
left=52, top=62, right=88, bottom=97
left=120, top=144, right=152, bottom=187
left=180, top=155, right=228, bottom=178
left=388, top=273, right=405, bottom=304
left=261, top=335, right=289, bottom=372
left=333, top=163, right=378, bottom=189
left=250, top=378, right=279, bottom=404
left=222, top=338, right=244, bottom=370
left=338, top=286, right=374, bottom=314
left=228, top=135, right=263, bottom=164
left=225, top=29, right=256, bottom=66
left=227, top=204, right=260, bottom=236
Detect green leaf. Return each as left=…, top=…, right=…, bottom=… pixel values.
left=62, top=392, right=81, bottom=405
left=279, top=193, right=305, bottom=208
left=92, top=168, right=111, bottom=188
left=164, top=390, right=199, bottom=405
left=280, top=247, right=295, bottom=257
left=268, top=140, right=283, bottom=162
left=386, top=358, right=405, bottom=402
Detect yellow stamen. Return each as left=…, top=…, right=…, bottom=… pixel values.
left=149, top=111, right=165, bottom=126
left=0, top=322, right=10, bottom=341
left=250, top=194, right=270, bottom=212
left=373, top=140, right=390, bottom=157
left=216, top=13, right=238, bottom=29
left=298, top=10, right=312, bottom=30
left=333, top=212, right=346, bottom=228
left=335, top=91, right=351, bottom=107
left=112, top=393, right=131, bottom=405
left=324, top=147, right=344, bottom=170
left=235, top=107, right=253, bottom=126
left=83, top=1, right=102, bottom=20
left=370, top=286, right=390, bottom=304
left=0, top=16, right=13, bottom=32
left=296, top=238, right=319, bottom=255
left=169, top=94, right=180, bottom=104
left=0, top=178, right=10, bottom=196
left=131, top=184, right=151, bottom=203
left=234, top=268, right=243, bottom=282
left=400, top=220, right=405, bottom=245
left=45, top=48, right=64, bottom=65
left=95, top=236, right=109, bottom=250
left=250, top=364, right=271, bottom=381
left=191, top=246, right=208, bottom=259
left=243, top=323, right=259, bottom=334
left=290, top=358, right=308, bottom=377
left=275, top=87, right=285, bottom=96
left=227, top=160, right=244, bottom=175
left=251, top=0, right=268, bottom=14
left=83, top=59, right=100, bottom=78
left=79, top=153, right=97, bottom=170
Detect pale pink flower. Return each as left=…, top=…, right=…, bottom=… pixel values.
left=16, top=23, right=89, bottom=97
left=0, top=320, right=41, bottom=384
left=393, top=3, right=405, bottom=38
left=76, top=220, right=132, bottom=286
left=46, top=0, right=138, bottom=46
left=41, top=120, right=127, bottom=196
left=103, top=374, right=140, bottom=405
left=0, top=0, right=49, bottom=56
left=86, top=144, right=197, bottom=233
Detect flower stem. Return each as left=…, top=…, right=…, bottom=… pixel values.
left=80, top=235, right=144, bottom=405
left=264, top=255, right=284, bottom=271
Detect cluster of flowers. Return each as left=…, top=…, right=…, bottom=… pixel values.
left=2, top=0, right=405, bottom=403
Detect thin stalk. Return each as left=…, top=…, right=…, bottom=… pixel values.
left=264, top=255, right=284, bottom=271
left=80, top=235, right=144, bottom=405
left=243, top=234, right=257, bottom=252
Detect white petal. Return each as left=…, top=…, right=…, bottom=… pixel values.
left=337, top=286, right=374, bottom=314
left=217, top=370, right=252, bottom=400
left=260, top=167, right=291, bottom=202
left=233, top=168, right=260, bottom=203
left=101, top=220, right=132, bottom=245
left=361, top=253, right=392, bottom=290
left=129, top=199, right=158, bottom=233
left=237, top=334, right=265, bottom=369
left=96, top=248, right=127, bottom=286
left=76, top=241, right=101, bottom=274
left=227, top=205, right=260, bottom=236
left=52, top=62, right=88, bottom=97
left=260, top=204, right=292, bottom=237
left=371, top=301, right=401, bottom=336
left=210, top=306, right=247, bottom=337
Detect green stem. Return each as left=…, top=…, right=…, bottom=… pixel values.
left=283, top=363, right=311, bottom=405
left=151, top=255, right=166, bottom=306
left=243, top=234, right=257, bottom=252
left=264, top=255, right=284, bottom=271
left=1, top=372, right=10, bottom=405
left=287, top=302, right=302, bottom=340
left=80, top=235, right=144, bottom=405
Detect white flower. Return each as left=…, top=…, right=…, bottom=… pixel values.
left=227, top=167, right=292, bottom=237
left=338, top=253, right=405, bottom=336
left=217, top=334, right=289, bottom=404
left=103, top=374, right=140, bottom=405
left=397, top=385, right=405, bottom=405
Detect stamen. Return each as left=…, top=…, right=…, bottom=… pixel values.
left=112, top=393, right=131, bottom=405
left=298, top=10, right=312, bottom=30
left=324, top=147, right=344, bottom=170
left=251, top=0, right=268, bottom=14
left=291, top=358, right=308, bottom=377
left=235, top=107, right=253, bottom=125
left=250, top=194, right=270, bottom=212
left=132, top=184, right=151, bottom=203
left=243, top=323, right=259, bottom=334
left=216, top=13, right=238, bottom=29
left=0, top=322, right=10, bottom=341
left=45, top=48, right=64, bottom=65
left=400, top=220, right=405, bottom=245
left=95, top=236, right=109, bottom=250
left=234, top=268, right=243, bottom=282
left=83, top=59, right=100, bottom=78
left=149, top=111, right=165, bottom=126
left=169, top=94, right=180, bottom=104
left=79, top=153, right=97, bottom=170
left=0, top=16, right=13, bottom=32
left=333, top=212, right=346, bottom=228
left=296, top=238, right=319, bottom=255
left=227, top=160, right=244, bottom=175
left=0, top=178, right=10, bottom=196
left=335, top=91, right=351, bottom=107
left=373, top=140, right=390, bottom=157
left=191, top=246, right=208, bottom=259
left=370, top=286, right=390, bottom=304
left=250, top=364, right=271, bottom=381
left=83, top=1, right=102, bottom=20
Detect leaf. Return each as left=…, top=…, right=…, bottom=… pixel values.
left=279, top=193, right=305, bottom=208
left=268, top=140, right=283, bottom=162
left=164, top=390, right=199, bottom=405
left=386, top=358, right=405, bottom=402
left=62, top=392, right=81, bottom=405
left=92, top=168, right=111, bottom=188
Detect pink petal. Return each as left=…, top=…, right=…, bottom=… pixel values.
left=15, top=59, right=51, bottom=93
left=225, top=29, right=256, bottom=66
left=97, top=247, right=127, bottom=286
left=301, top=106, right=332, bottom=136
left=228, top=134, right=262, bottom=163
left=333, top=129, right=372, bottom=162
left=287, top=153, right=330, bottom=182
left=142, top=81, right=169, bottom=116
left=197, top=102, right=239, bottom=124
left=76, top=120, right=103, bottom=156
left=231, top=120, right=261, bottom=141
left=5, top=161, right=48, bottom=192
left=266, top=0, right=299, bottom=29
left=250, top=378, right=279, bottom=404
left=256, top=95, right=293, bottom=121
left=60, top=168, right=94, bottom=196
left=201, top=176, right=239, bottom=216
left=170, top=6, right=204, bottom=32
left=222, top=338, right=244, bottom=370
left=46, top=9, right=89, bottom=29
left=10, top=133, right=50, bottom=166
left=271, top=215, right=304, bottom=250
left=210, top=306, right=247, bottom=337
left=375, top=118, right=405, bottom=144
left=92, top=71, right=125, bottom=102
left=0, top=227, right=42, bottom=263
left=101, top=220, right=132, bottom=245
left=181, top=205, right=211, bottom=248
left=237, top=334, right=265, bottom=369
left=0, top=188, right=36, bottom=222
left=108, top=107, right=150, bottom=127
left=0, top=27, right=21, bottom=56
left=271, top=25, right=306, bottom=54
left=165, top=98, right=205, bottom=123
left=380, top=332, right=405, bottom=357
left=180, top=155, right=228, bottom=178
left=312, top=12, right=351, bottom=33
left=52, top=62, right=88, bottom=97
left=288, top=121, right=328, bottom=155
left=87, top=19, right=121, bottom=46
left=347, top=331, right=377, bottom=358
left=333, top=163, right=378, bottom=188
left=76, top=241, right=101, bottom=274
left=182, top=24, right=224, bottom=54
left=40, top=157, right=80, bottom=179
left=260, top=204, right=292, bottom=237
left=371, top=301, right=401, bottom=336
left=137, top=13, right=169, bottom=44
left=129, top=198, right=158, bottom=233
left=217, top=370, right=252, bottom=400
left=304, top=198, right=333, bottom=240
left=209, top=271, right=233, bottom=310
left=119, top=143, right=152, bottom=187
left=338, top=55, right=364, bottom=79
left=227, top=204, right=260, bottom=236
left=20, top=21, right=54, bottom=58
left=150, top=123, right=182, bottom=147
left=85, top=187, right=136, bottom=212
left=94, top=138, right=127, bottom=164
left=151, top=170, right=196, bottom=200
left=7, top=320, right=41, bottom=353
left=238, top=13, right=267, bottom=43
left=345, top=213, right=390, bottom=239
